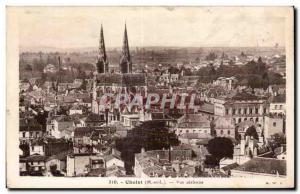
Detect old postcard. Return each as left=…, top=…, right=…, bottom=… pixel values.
left=6, top=6, right=294, bottom=189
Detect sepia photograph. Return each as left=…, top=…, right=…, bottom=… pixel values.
left=6, top=6, right=294, bottom=189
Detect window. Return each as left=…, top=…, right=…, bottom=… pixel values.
left=273, top=122, right=277, bottom=127
left=255, top=118, right=259, bottom=122
left=275, top=105, right=278, bottom=109
left=22, top=132, right=26, bottom=138
left=238, top=118, right=241, bottom=123
left=232, top=109, right=236, bottom=115
left=228, top=130, right=230, bottom=135
left=249, top=108, right=252, bottom=114
left=238, top=108, right=241, bottom=114
left=255, top=108, right=259, bottom=114
left=29, top=132, right=33, bottom=137
left=225, top=109, right=229, bottom=115
left=220, top=130, right=224, bottom=135
left=280, top=105, right=283, bottom=109
left=264, top=108, right=267, bottom=114
left=244, top=118, right=247, bottom=121
left=244, top=108, right=247, bottom=115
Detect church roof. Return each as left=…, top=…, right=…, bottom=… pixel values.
left=96, top=73, right=146, bottom=86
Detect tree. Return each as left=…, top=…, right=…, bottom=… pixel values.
left=207, top=137, right=234, bottom=163
left=116, top=121, right=180, bottom=174
left=206, top=52, right=218, bottom=61
left=80, top=79, right=87, bottom=90
left=245, top=126, right=259, bottom=140
left=269, top=133, right=286, bottom=150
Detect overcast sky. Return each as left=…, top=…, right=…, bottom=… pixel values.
left=10, top=6, right=289, bottom=49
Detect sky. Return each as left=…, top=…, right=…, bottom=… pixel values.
left=8, top=6, right=290, bottom=49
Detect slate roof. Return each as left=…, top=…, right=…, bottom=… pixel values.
left=229, top=91, right=260, bottom=101
left=24, top=154, right=47, bottom=162
left=221, top=163, right=239, bottom=172
left=74, top=127, right=93, bottom=138
left=232, top=157, right=286, bottom=176
left=214, top=116, right=235, bottom=129
left=85, top=113, right=105, bottom=122
left=271, top=94, right=286, bottom=103
left=46, top=149, right=73, bottom=161
left=19, top=118, right=44, bottom=132
left=178, top=121, right=210, bottom=129
left=96, top=73, right=146, bottom=86
left=87, top=168, right=106, bottom=177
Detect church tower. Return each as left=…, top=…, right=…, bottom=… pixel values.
left=96, top=24, right=109, bottom=74
left=120, top=23, right=132, bottom=73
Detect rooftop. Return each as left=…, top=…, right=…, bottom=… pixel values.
left=232, top=157, right=286, bottom=176
left=96, top=73, right=146, bottom=87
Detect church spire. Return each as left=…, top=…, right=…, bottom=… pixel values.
left=120, top=23, right=132, bottom=73
left=96, top=24, right=109, bottom=73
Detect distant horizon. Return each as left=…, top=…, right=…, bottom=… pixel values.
left=19, top=45, right=285, bottom=53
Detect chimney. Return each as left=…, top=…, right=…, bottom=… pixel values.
left=141, top=147, right=145, bottom=153
left=105, top=108, right=109, bottom=125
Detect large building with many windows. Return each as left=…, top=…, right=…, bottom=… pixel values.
left=214, top=91, right=269, bottom=125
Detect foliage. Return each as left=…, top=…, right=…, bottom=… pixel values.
left=196, top=57, right=285, bottom=88
left=268, top=132, right=286, bottom=151
left=206, top=52, right=218, bottom=61
left=116, top=121, right=180, bottom=174
left=245, top=126, right=259, bottom=140
left=207, top=137, right=234, bottom=163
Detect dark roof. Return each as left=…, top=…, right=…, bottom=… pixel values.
left=233, top=157, right=286, bottom=176
left=55, top=115, right=74, bottom=122
left=19, top=118, right=43, bottom=132
left=221, top=163, right=239, bottom=171
left=272, top=94, right=286, bottom=103
left=24, top=154, right=47, bottom=162
left=152, top=112, right=165, bottom=120
left=199, top=102, right=214, bottom=114
left=87, top=168, right=106, bottom=177
left=74, top=127, right=93, bottom=138
left=104, top=154, right=122, bottom=162
left=96, top=73, right=146, bottom=86
left=229, top=91, right=260, bottom=101
left=46, top=150, right=73, bottom=161
left=85, top=113, right=105, bottom=122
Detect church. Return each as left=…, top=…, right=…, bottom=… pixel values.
left=92, top=24, right=147, bottom=116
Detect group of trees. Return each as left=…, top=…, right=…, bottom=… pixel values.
left=115, top=121, right=180, bottom=174
left=114, top=119, right=236, bottom=170
left=196, top=57, right=285, bottom=89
